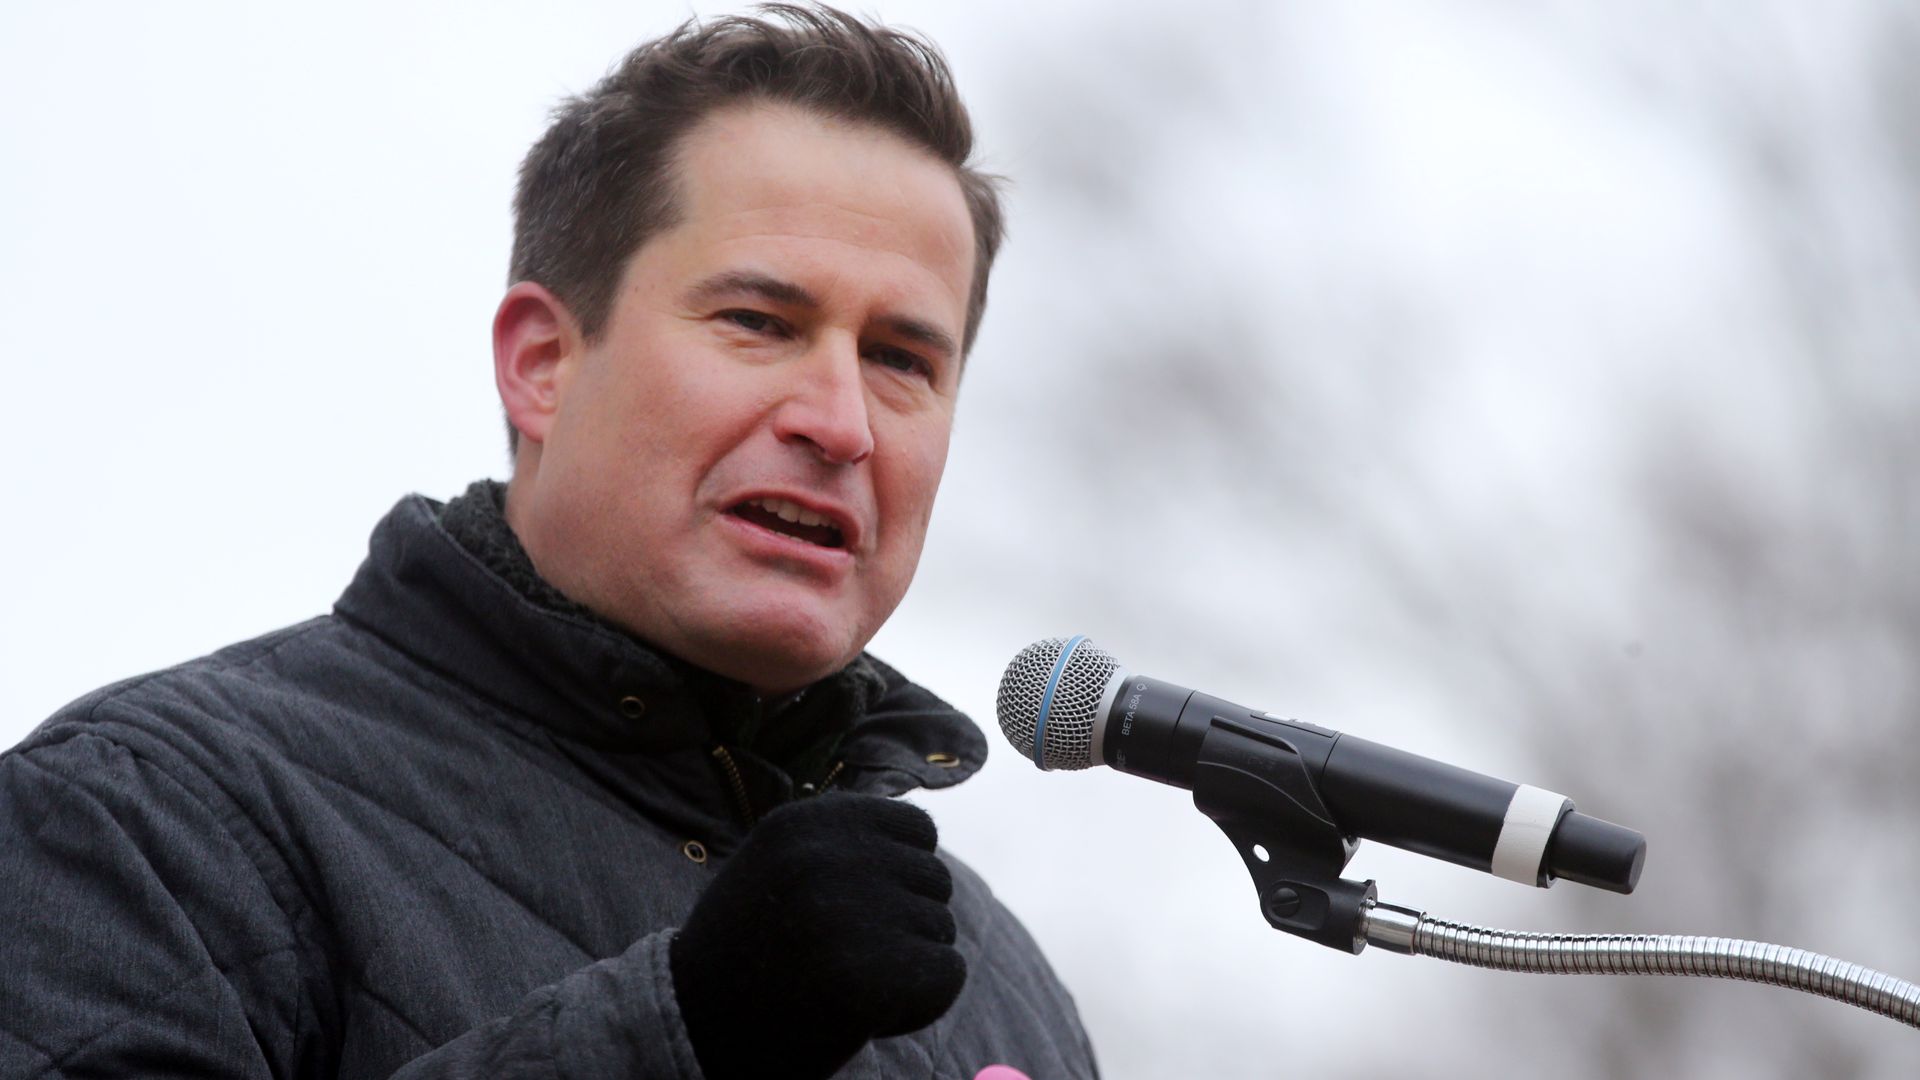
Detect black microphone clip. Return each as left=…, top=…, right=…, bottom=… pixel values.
left=1190, top=714, right=1377, bottom=952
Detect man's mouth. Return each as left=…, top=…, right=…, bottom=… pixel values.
left=727, top=497, right=847, bottom=549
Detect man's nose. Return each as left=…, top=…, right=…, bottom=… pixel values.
left=772, top=338, right=875, bottom=465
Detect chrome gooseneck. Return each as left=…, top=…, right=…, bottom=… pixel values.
left=1362, top=901, right=1920, bottom=1030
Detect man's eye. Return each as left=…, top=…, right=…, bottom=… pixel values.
left=722, top=310, right=778, bottom=333
left=868, top=347, right=931, bottom=379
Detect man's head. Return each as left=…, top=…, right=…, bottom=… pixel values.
left=508, top=4, right=1002, bottom=381
left=493, top=6, right=1001, bottom=695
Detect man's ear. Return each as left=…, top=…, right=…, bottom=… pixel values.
left=493, top=281, right=583, bottom=448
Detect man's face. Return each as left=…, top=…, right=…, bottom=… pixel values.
left=510, top=103, right=975, bottom=694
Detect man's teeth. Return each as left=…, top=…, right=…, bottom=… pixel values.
left=748, top=497, right=833, bottom=529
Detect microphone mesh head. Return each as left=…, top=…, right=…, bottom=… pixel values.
left=995, top=637, right=1120, bottom=770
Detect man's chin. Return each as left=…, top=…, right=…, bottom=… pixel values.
left=682, top=599, right=868, bottom=695
left=716, top=642, right=860, bottom=698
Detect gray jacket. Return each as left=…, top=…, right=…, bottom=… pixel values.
left=0, top=492, right=1097, bottom=1079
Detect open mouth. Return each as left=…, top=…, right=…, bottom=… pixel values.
left=727, top=497, right=847, bottom=549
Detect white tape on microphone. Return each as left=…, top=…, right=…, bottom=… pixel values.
left=1490, top=783, right=1571, bottom=887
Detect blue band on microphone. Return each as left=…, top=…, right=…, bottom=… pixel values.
left=1033, top=635, right=1087, bottom=771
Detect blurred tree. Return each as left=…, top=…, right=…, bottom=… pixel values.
left=971, top=1, right=1920, bottom=1075
left=1509, top=4, right=1920, bottom=1077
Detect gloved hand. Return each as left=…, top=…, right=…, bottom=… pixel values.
left=669, top=792, right=966, bottom=1080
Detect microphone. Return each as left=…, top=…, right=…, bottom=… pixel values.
left=996, top=636, right=1644, bottom=895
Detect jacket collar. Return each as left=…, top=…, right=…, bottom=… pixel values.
left=331, top=492, right=985, bottom=793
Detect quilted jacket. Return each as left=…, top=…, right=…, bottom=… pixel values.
left=0, top=490, right=1097, bottom=1079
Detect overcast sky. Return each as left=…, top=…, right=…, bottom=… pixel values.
left=5, top=3, right=1916, bottom=1076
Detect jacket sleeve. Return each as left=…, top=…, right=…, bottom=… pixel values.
left=388, top=931, right=704, bottom=1080
left=0, top=733, right=295, bottom=1078
left=0, top=732, right=706, bottom=1080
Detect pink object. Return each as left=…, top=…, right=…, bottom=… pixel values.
left=974, top=1068, right=1032, bottom=1080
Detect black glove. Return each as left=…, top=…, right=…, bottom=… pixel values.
left=669, top=792, right=966, bottom=1080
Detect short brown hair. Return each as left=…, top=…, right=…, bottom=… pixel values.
left=508, top=5, right=1003, bottom=404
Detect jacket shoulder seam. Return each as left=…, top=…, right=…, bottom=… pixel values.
left=0, top=943, right=298, bottom=1078
left=5, top=743, right=304, bottom=1073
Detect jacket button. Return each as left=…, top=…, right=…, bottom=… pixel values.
left=925, top=752, right=961, bottom=768
left=681, top=840, right=709, bottom=864
left=618, top=695, right=647, bottom=719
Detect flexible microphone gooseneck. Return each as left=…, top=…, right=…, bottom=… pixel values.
left=996, top=635, right=1920, bottom=1032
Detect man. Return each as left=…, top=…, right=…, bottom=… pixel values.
left=0, top=7, right=1097, bottom=1079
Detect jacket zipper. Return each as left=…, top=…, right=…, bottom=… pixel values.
left=712, top=747, right=849, bottom=827
left=709, top=745, right=757, bottom=827
left=817, top=759, right=846, bottom=793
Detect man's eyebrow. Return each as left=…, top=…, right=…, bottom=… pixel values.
left=687, top=268, right=959, bottom=359
left=877, top=315, right=958, bottom=361
left=684, top=270, right=821, bottom=310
